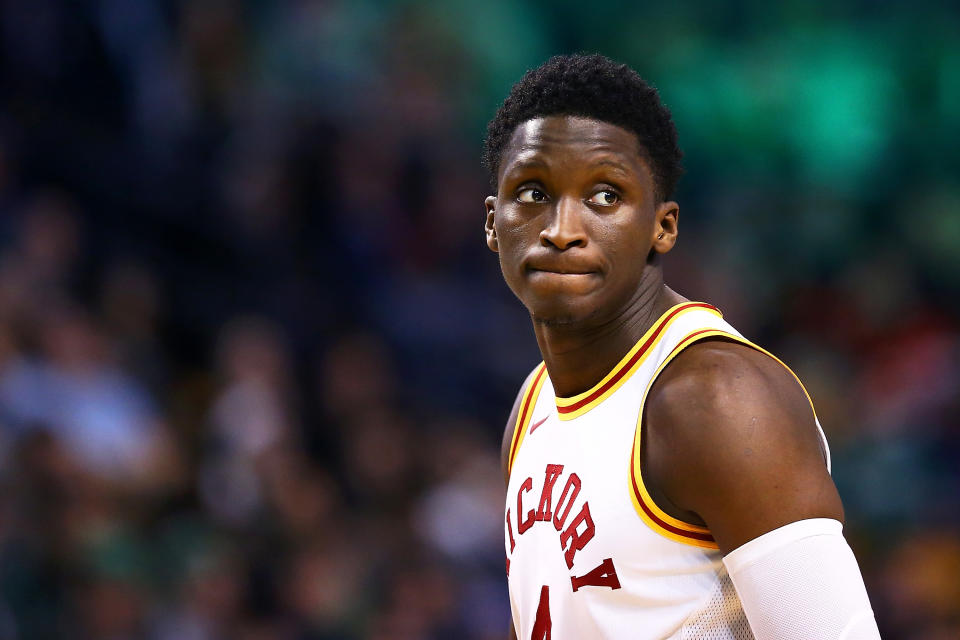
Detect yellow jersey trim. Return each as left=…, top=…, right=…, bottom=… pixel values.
left=507, top=362, right=548, bottom=475
left=554, top=302, right=723, bottom=421
left=630, top=329, right=820, bottom=549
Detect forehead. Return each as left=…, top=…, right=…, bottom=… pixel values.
left=500, top=116, right=649, bottom=181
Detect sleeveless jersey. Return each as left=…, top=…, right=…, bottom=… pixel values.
left=504, top=302, right=831, bottom=639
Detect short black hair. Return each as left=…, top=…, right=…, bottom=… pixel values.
left=483, top=53, right=683, bottom=201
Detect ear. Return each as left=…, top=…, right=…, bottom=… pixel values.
left=651, top=200, right=679, bottom=255
left=484, top=195, right=499, bottom=253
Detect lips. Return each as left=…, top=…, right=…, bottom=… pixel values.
left=530, top=267, right=595, bottom=275
left=522, top=255, right=603, bottom=296
left=526, top=259, right=598, bottom=275
left=527, top=263, right=597, bottom=276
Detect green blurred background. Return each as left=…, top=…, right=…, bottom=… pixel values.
left=0, top=1, right=957, bottom=638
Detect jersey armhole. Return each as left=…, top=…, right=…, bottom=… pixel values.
left=628, top=329, right=829, bottom=549
left=506, top=362, right=548, bottom=476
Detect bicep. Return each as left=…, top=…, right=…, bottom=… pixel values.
left=647, top=341, right=843, bottom=554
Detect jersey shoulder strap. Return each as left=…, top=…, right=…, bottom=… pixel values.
left=506, top=362, right=548, bottom=475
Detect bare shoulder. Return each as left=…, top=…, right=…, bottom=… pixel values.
left=649, top=338, right=815, bottom=438
left=500, top=366, right=543, bottom=487
left=645, top=338, right=843, bottom=553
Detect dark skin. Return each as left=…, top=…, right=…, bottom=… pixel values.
left=487, top=116, right=843, bottom=638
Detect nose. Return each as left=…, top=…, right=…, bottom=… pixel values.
left=540, top=196, right=587, bottom=250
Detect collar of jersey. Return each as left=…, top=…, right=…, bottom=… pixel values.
left=552, top=301, right=722, bottom=421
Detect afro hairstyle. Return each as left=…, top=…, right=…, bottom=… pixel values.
left=483, top=53, right=683, bottom=201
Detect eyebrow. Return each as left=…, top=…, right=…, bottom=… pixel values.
left=499, top=157, right=550, bottom=183
left=591, top=159, right=633, bottom=175
left=500, top=155, right=637, bottom=182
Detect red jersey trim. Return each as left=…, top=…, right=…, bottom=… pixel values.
left=554, top=302, right=721, bottom=420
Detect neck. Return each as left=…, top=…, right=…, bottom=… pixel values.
left=533, top=268, right=685, bottom=398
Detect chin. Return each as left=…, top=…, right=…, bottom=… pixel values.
left=528, top=299, right=598, bottom=328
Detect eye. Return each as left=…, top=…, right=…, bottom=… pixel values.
left=587, top=190, right=620, bottom=206
left=517, top=188, right=548, bottom=203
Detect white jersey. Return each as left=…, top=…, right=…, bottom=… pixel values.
left=504, top=302, right=830, bottom=639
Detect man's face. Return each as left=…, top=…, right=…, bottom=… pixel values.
left=485, top=116, right=677, bottom=327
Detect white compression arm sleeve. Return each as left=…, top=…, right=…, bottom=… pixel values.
left=723, top=518, right=881, bottom=640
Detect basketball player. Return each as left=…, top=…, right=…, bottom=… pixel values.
left=484, top=54, right=881, bottom=639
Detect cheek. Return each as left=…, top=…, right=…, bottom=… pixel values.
left=495, top=210, right=534, bottom=256
left=493, top=217, right=525, bottom=277
left=602, top=221, right=653, bottom=280
left=603, top=219, right=648, bottom=256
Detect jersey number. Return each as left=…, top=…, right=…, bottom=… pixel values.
left=531, top=585, right=551, bottom=639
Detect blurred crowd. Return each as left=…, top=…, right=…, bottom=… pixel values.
left=0, top=195, right=513, bottom=640
left=0, top=1, right=958, bottom=639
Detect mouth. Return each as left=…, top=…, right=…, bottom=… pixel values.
left=522, top=259, right=602, bottom=299
left=525, top=265, right=600, bottom=293
left=528, top=267, right=596, bottom=276
left=526, top=260, right=599, bottom=276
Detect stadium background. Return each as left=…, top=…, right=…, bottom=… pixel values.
left=0, top=1, right=958, bottom=638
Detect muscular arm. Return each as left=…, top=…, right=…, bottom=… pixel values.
left=645, top=339, right=842, bottom=552
left=646, top=340, right=878, bottom=638
left=501, top=368, right=540, bottom=640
